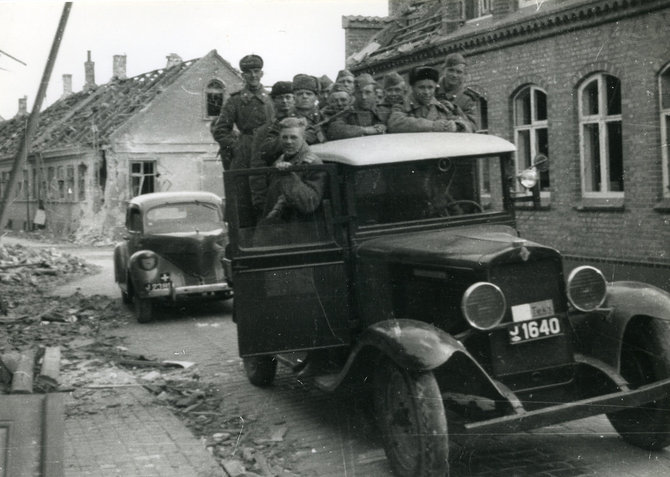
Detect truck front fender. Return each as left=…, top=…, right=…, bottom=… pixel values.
left=571, top=281, right=670, bottom=371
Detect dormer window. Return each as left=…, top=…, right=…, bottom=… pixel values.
left=205, top=80, right=225, bottom=118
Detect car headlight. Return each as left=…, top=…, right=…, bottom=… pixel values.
left=566, top=266, right=607, bottom=312
left=461, top=282, right=506, bottom=330
left=137, top=251, right=158, bottom=271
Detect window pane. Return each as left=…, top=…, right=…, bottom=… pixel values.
left=582, top=79, right=599, bottom=116
left=207, top=92, right=223, bottom=117
left=536, top=128, right=550, bottom=190
left=607, top=121, right=623, bottom=191
left=515, top=89, right=531, bottom=125
left=516, top=130, right=531, bottom=170
left=662, top=69, right=670, bottom=110
left=583, top=123, right=600, bottom=192
left=606, top=75, right=621, bottom=116
left=534, top=89, right=547, bottom=121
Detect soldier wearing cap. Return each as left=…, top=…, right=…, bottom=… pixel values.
left=249, top=81, right=296, bottom=215
left=292, top=74, right=326, bottom=143
left=326, top=73, right=388, bottom=140
left=388, top=65, right=474, bottom=133
left=436, top=52, right=478, bottom=131
left=334, top=69, right=355, bottom=95
left=321, top=83, right=353, bottom=120
left=211, top=54, right=273, bottom=226
left=377, top=72, right=408, bottom=119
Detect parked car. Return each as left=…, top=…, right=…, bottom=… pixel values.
left=224, top=132, right=670, bottom=477
left=114, top=191, right=232, bottom=322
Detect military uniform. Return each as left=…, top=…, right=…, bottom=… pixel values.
left=388, top=94, right=473, bottom=133
left=326, top=108, right=387, bottom=140
left=436, top=81, right=479, bottom=131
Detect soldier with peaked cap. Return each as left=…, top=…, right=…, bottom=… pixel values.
left=249, top=81, right=296, bottom=216
left=326, top=73, right=388, bottom=140
left=436, top=52, right=478, bottom=131
left=377, top=71, right=409, bottom=119
left=292, top=74, right=326, bottom=143
left=388, top=65, right=474, bottom=133
left=211, top=53, right=274, bottom=226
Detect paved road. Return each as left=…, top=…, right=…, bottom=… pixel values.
left=30, top=239, right=670, bottom=476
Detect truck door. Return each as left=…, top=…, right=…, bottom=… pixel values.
left=224, top=165, right=351, bottom=357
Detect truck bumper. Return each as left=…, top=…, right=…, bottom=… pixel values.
left=461, top=377, right=670, bottom=435
left=144, top=282, right=233, bottom=300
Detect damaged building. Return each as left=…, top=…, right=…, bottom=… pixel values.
left=344, top=0, right=670, bottom=289
left=0, top=50, right=242, bottom=240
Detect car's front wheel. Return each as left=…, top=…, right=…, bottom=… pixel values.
left=243, top=356, right=277, bottom=387
left=374, top=359, right=449, bottom=477
left=134, top=296, right=153, bottom=323
left=607, top=317, right=670, bottom=450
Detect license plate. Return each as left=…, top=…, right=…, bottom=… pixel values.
left=509, top=317, right=562, bottom=344
left=145, top=281, right=171, bottom=291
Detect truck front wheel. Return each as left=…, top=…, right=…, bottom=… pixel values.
left=607, top=318, right=670, bottom=450
left=243, top=356, right=277, bottom=387
left=374, top=359, right=449, bottom=477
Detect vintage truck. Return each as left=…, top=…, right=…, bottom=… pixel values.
left=223, top=132, right=670, bottom=477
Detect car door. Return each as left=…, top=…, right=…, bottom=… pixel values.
left=224, top=164, right=352, bottom=357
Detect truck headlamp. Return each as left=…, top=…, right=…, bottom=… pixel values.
left=461, top=282, right=506, bottom=330
left=566, top=266, right=607, bottom=312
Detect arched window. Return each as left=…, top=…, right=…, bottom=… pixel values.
left=513, top=85, right=549, bottom=194
left=660, top=64, right=670, bottom=199
left=205, top=80, right=225, bottom=118
left=578, top=73, right=623, bottom=196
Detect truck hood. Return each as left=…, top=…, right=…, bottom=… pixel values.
left=357, top=225, right=560, bottom=270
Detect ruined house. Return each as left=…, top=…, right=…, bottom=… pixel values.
left=344, top=0, right=670, bottom=289
left=0, top=49, right=242, bottom=240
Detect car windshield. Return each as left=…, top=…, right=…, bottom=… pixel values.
left=145, top=202, right=223, bottom=234
left=353, top=156, right=504, bottom=226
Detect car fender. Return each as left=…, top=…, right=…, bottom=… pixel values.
left=128, top=250, right=187, bottom=298
left=314, top=319, right=512, bottom=406
left=571, top=281, right=670, bottom=371
left=113, top=242, right=129, bottom=284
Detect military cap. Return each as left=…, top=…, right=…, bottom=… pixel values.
left=383, top=72, right=405, bottom=89
left=444, top=52, right=466, bottom=67
left=292, top=74, right=320, bottom=93
left=330, top=83, right=350, bottom=95
left=336, top=69, right=354, bottom=81
left=409, top=66, right=439, bottom=85
left=239, top=54, right=263, bottom=71
left=279, top=117, right=307, bottom=129
left=270, top=81, right=293, bottom=97
left=319, top=75, right=334, bottom=91
left=354, top=73, right=377, bottom=90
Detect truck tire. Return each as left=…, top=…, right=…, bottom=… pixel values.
left=134, top=297, right=153, bottom=323
left=607, top=318, right=670, bottom=450
left=243, top=356, right=277, bottom=387
left=374, top=359, right=449, bottom=477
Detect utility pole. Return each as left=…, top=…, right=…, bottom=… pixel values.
left=0, top=2, right=72, bottom=231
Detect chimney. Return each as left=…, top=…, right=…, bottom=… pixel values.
left=166, top=53, right=182, bottom=68
left=16, top=96, right=28, bottom=117
left=112, top=54, right=127, bottom=80
left=61, top=74, right=73, bottom=99
left=388, top=0, right=413, bottom=16
left=492, top=0, right=514, bottom=17
left=84, top=50, right=97, bottom=91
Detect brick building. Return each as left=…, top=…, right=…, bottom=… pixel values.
left=0, top=50, right=242, bottom=240
left=344, top=0, right=670, bottom=289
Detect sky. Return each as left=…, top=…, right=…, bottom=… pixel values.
left=0, top=0, right=388, bottom=119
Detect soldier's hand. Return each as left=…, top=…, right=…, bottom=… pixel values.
left=373, top=124, right=387, bottom=134
left=275, top=160, right=292, bottom=171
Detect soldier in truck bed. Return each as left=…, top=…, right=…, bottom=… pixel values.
left=436, top=52, right=478, bottom=132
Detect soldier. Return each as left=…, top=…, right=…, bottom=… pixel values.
left=326, top=73, right=387, bottom=140
left=334, top=69, right=355, bottom=95
left=211, top=54, right=274, bottom=171
left=292, top=74, right=326, bottom=143
left=388, top=66, right=474, bottom=133
left=377, top=72, right=408, bottom=120
left=321, top=83, right=353, bottom=121
left=436, top=52, right=478, bottom=131
left=249, top=81, right=296, bottom=217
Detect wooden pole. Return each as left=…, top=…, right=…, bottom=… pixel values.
left=0, top=2, right=72, bottom=231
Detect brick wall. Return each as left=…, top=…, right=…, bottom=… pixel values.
left=342, top=17, right=388, bottom=61
left=463, top=10, right=670, bottom=265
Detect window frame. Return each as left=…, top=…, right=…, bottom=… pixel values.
left=204, top=79, right=226, bottom=119
left=660, top=64, right=670, bottom=199
left=129, top=160, right=157, bottom=197
left=513, top=84, right=550, bottom=199
left=578, top=73, right=624, bottom=199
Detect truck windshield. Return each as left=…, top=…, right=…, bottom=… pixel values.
left=145, top=202, right=223, bottom=234
left=353, top=157, right=503, bottom=226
